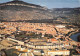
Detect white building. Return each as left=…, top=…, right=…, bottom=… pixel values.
left=55, top=25, right=65, bottom=28
left=48, top=50, right=70, bottom=56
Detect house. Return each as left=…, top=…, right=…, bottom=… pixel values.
left=15, top=45, right=28, bottom=52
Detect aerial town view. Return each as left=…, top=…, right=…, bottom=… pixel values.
left=0, top=0, right=80, bottom=56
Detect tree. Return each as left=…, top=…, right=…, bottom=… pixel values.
left=13, top=0, right=21, bottom=1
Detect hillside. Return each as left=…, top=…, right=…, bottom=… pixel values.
left=0, top=0, right=53, bottom=21
left=0, top=0, right=80, bottom=25
left=51, top=8, right=80, bottom=25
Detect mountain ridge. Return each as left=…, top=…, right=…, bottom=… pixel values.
left=0, top=0, right=53, bottom=21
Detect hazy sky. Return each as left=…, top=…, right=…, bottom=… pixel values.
left=0, top=0, right=80, bottom=8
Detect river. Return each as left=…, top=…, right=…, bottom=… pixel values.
left=70, top=33, right=80, bottom=41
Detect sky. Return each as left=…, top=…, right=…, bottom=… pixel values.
left=0, top=0, right=80, bottom=9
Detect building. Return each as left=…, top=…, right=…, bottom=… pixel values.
left=55, top=25, right=65, bottom=28
left=48, top=50, right=70, bottom=56
left=47, top=38, right=58, bottom=43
